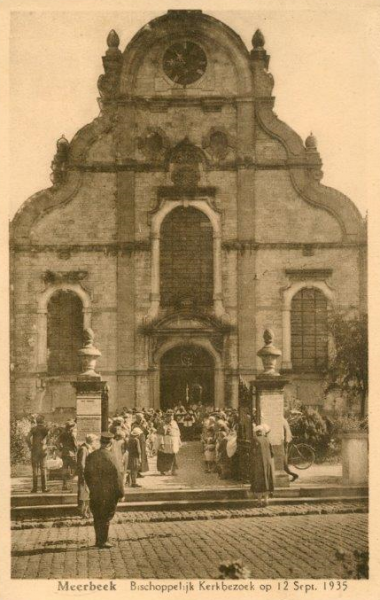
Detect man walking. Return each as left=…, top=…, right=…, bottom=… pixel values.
left=283, top=417, right=299, bottom=482
left=26, top=415, right=49, bottom=493
left=84, top=432, right=125, bottom=549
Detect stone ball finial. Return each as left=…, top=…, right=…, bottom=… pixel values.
left=83, top=327, right=95, bottom=347
left=263, top=328, right=274, bottom=344
left=107, top=30, right=120, bottom=48
left=305, top=132, right=317, bottom=149
left=56, top=135, right=69, bottom=150
left=252, top=29, right=265, bottom=49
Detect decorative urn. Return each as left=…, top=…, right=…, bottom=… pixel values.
left=78, top=328, right=102, bottom=380
left=257, top=329, right=282, bottom=376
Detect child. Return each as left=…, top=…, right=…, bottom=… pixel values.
left=204, top=430, right=216, bottom=473
left=126, top=428, right=142, bottom=488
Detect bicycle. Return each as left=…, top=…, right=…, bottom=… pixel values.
left=287, top=441, right=315, bottom=470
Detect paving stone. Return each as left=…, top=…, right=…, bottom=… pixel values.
left=12, top=512, right=368, bottom=579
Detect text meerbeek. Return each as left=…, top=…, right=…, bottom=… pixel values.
left=58, top=581, right=117, bottom=591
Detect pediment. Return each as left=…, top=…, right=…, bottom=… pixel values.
left=163, top=316, right=211, bottom=330
left=142, top=310, right=233, bottom=335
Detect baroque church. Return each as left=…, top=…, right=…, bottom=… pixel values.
left=10, top=10, right=366, bottom=418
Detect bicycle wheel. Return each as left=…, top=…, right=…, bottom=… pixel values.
left=288, top=443, right=315, bottom=470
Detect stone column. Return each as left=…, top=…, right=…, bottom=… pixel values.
left=149, top=232, right=161, bottom=319
left=213, top=232, right=224, bottom=317
left=72, top=328, right=108, bottom=444
left=281, top=306, right=292, bottom=370
left=254, top=329, right=289, bottom=487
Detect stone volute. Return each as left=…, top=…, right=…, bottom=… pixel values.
left=257, top=329, right=282, bottom=376
left=78, top=328, right=102, bottom=380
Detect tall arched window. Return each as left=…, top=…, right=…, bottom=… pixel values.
left=291, top=288, right=328, bottom=372
left=47, top=290, right=83, bottom=375
left=160, top=206, right=213, bottom=309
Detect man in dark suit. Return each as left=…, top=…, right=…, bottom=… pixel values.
left=26, top=415, right=49, bottom=493
left=84, top=431, right=125, bottom=548
left=57, top=420, right=78, bottom=491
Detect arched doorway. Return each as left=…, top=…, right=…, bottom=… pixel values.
left=160, top=345, right=214, bottom=410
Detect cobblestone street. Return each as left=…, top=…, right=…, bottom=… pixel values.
left=12, top=511, right=368, bottom=579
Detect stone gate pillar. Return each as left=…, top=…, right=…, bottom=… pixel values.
left=72, top=328, right=108, bottom=444
left=254, top=329, right=289, bottom=487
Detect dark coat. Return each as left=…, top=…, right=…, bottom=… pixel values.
left=58, top=430, right=78, bottom=458
left=84, top=448, right=125, bottom=520
left=126, top=436, right=141, bottom=471
left=77, top=443, right=91, bottom=502
left=27, top=425, right=49, bottom=458
left=250, top=433, right=274, bottom=494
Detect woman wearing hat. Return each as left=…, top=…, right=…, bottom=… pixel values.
left=250, top=424, right=274, bottom=506
left=156, top=411, right=181, bottom=475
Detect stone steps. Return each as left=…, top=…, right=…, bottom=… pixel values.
left=11, top=485, right=368, bottom=519
left=11, top=483, right=367, bottom=507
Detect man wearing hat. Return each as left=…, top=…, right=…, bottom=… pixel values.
left=84, top=431, right=125, bottom=548
left=26, top=415, right=49, bottom=493
left=57, top=420, right=78, bottom=491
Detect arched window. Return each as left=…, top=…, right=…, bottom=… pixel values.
left=291, top=288, right=328, bottom=372
left=47, top=290, right=83, bottom=375
left=160, top=206, right=213, bottom=309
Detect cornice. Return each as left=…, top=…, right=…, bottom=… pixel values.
left=10, top=239, right=366, bottom=256
left=66, top=160, right=323, bottom=173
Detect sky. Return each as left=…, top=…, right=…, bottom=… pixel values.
left=6, top=2, right=380, bottom=218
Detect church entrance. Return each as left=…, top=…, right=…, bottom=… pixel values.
left=160, top=345, right=214, bottom=411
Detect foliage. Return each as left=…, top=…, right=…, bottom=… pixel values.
left=289, top=407, right=331, bottom=460
left=288, top=406, right=368, bottom=461
left=10, top=415, right=67, bottom=465
left=10, top=416, right=31, bottom=464
left=335, top=549, right=369, bottom=579
left=284, top=396, right=303, bottom=417
left=218, top=560, right=251, bottom=579
left=328, top=311, right=368, bottom=417
left=333, top=414, right=368, bottom=433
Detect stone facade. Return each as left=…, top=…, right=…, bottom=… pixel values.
left=10, top=11, right=366, bottom=418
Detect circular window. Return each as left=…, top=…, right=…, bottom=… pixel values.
left=163, top=41, right=207, bottom=86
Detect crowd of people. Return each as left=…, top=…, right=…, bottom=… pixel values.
left=26, top=405, right=241, bottom=494
left=25, top=405, right=297, bottom=547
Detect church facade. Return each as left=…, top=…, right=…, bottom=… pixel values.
left=10, top=10, right=366, bottom=417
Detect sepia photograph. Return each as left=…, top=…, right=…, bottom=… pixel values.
left=4, top=1, right=378, bottom=589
